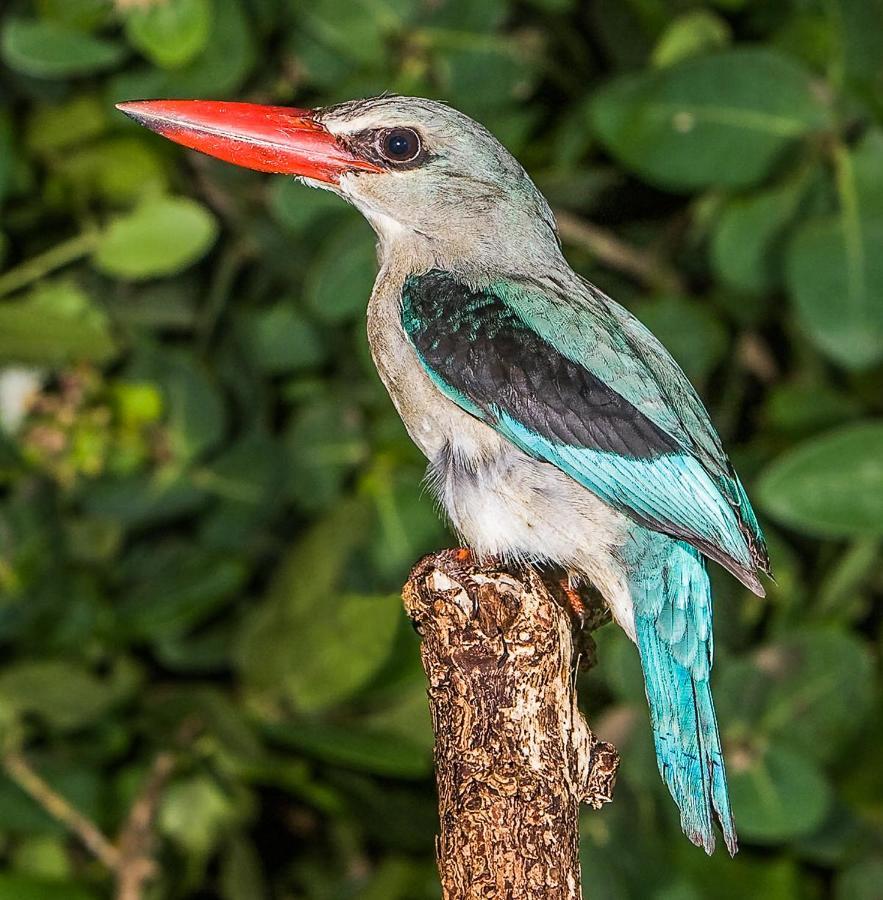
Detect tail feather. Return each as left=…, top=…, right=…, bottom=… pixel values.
left=629, top=535, right=737, bottom=855
left=696, top=674, right=738, bottom=855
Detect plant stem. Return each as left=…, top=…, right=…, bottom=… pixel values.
left=114, top=748, right=179, bottom=900
left=197, top=243, right=247, bottom=351
left=4, top=721, right=196, bottom=900
left=554, top=209, right=685, bottom=294
left=830, top=139, right=865, bottom=307
left=3, top=750, right=121, bottom=870
left=0, top=231, right=100, bottom=299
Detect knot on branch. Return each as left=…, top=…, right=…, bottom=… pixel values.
left=404, top=550, right=618, bottom=900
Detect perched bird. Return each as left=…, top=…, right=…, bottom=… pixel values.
left=118, top=95, right=771, bottom=855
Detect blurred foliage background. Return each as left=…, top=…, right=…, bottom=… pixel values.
left=0, top=0, right=882, bottom=897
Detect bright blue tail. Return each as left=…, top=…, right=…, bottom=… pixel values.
left=627, top=531, right=737, bottom=856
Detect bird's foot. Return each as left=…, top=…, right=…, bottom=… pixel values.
left=559, top=578, right=589, bottom=629
left=407, top=549, right=517, bottom=637
left=409, top=548, right=506, bottom=591
left=451, top=547, right=508, bottom=570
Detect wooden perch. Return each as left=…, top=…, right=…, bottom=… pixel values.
left=403, top=550, right=619, bottom=900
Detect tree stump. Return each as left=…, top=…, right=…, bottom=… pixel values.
left=403, top=550, right=619, bottom=900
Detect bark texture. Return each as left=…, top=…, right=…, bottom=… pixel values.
left=403, top=550, right=619, bottom=900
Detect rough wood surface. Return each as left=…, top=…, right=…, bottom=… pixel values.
left=403, top=550, right=619, bottom=900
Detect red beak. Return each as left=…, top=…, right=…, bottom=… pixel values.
left=115, top=99, right=381, bottom=184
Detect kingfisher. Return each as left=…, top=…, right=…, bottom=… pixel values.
left=118, top=95, right=771, bottom=855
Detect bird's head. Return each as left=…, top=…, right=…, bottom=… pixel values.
left=117, top=95, right=560, bottom=272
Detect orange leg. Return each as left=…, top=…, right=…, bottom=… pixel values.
left=560, top=577, right=588, bottom=625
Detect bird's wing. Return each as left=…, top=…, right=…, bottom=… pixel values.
left=535, top=274, right=767, bottom=566
left=401, top=269, right=769, bottom=592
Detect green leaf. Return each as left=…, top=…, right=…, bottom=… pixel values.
left=764, top=381, right=862, bottom=436
left=118, top=550, right=247, bottom=641
left=755, top=629, right=873, bottom=762
left=305, top=219, right=377, bottom=323
left=423, top=0, right=505, bottom=30
left=298, top=0, right=389, bottom=68
left=591, top=625, right=647, bottom=706
left=0, top=764, right=102, bottom=836
left=437, top=40, right=540, bottom=115
left=1, top=18, right=125, bottom=78
left=196, top=431, right=287, bottom=548
left=154, top=621, right=234, bottom=674
left=729, top=742, right=831, bottom=842
left=815, top=537, right=881, bottom=622
left=83, top=472, right=208, bottom=528
left=11, top=835, right=71, bottom=880
left=285, top=399, right=367, bottom=513
left=629, top=295, right=728, bottom=383
left=266, top=720, right=432, bottom=779
left=651, top=11, right=731, bottom=68
left=591, top=48, right=830, bottom=190
left=93, top=195, right=218, bottom=279
left=718, top=627, right=874, bottom=772
left=241, top=303, right=326, bottom=374
left=787, top=215, right=883, bottom=369
left=836, top=858, right=883, bottom=900
left=57, top=137, right=168, bottom=204
left=35, top=0, right=110, bottom=31
left=0, top=112, right=13, bottom=210
left=64, top=516, right=124, bottom=564
left=0, top=658, right=139, bottom=731
left=773, top=11, right=837, bottom=75
left=677, top=849, right=803, bottom=900
left=0, top=280, right=117, bottom=365
left=357, top=858, right=434, bottom=900
left=124, top=0, right=212, bottom=68
left=143, top=687, right=263, bottom=762
left=108, top=0, right=254, bottom=99
left=786, top=136, right=883, bottom=369
left=129, top=346, right=226, bottom=463
left=757, top=422, right=883, bottom=537
left=103, top=279, right=198, bottom=332
left=268, top=178, right=345, bottom=233
left=850, top=129, right=883, bottom=217
left=357, top=673, right=434, bottom=753
left=366, top=469, right=448, bottom=583
left=237, top=501, right=402, bottom=713
left=712, top=173, right=810, bottom=294
left=159, top=775, right=243, bottom=860
left=0, top=875, right=98, bottom=900
left=25, top=95, right=107, bottom=156
left=524, top=0, right=574, bottom=11
left=219, top=835, right=269, bottom=900
left=835, top=0, right=883, bottom=104
left=275, top=590, right=402, bottom=713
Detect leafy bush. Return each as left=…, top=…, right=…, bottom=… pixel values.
left=0, top=0, right=881, bottom=897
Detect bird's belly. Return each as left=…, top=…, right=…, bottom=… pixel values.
left=432, top=436, right=630, bottom=587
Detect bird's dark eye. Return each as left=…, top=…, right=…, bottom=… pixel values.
left=380, top=127, right=421, bottom=163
